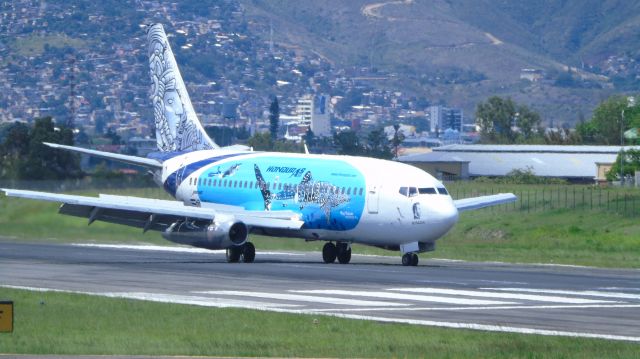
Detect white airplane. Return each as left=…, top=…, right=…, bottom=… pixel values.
left=2, top=24, right=516, bottom=266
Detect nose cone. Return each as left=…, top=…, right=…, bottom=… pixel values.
left=430, top=200, right=459, bottom=239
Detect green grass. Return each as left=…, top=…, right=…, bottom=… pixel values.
left=10, top=33, right=86, bottom=57
left=0, top=287, right=638, bottom=358
left=1, top=184, right=640, bottom=268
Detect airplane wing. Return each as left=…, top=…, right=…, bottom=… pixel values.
left=44, top=142, right=162, bottom=169
left=453, top=193, right=517, bottom=212
left=1, top=189, right=304, bottom=232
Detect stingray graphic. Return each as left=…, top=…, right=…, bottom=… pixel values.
left=253, top=165, right=349, bottom=223
left=212, top=163, right=241, bottom=178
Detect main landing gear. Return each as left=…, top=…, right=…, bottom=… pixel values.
left=322, top=242, right=351, bottom=264
left=401, top=252, right=419, bottom=266
left=226, top=242, right=255, bottom=263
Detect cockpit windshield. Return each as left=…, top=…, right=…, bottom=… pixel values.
left=400, top=184, right=449, bottom=197
left=418, top=187, right=437, bottom=194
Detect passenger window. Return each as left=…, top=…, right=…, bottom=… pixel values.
left=409, top=187, right=418, bottom=197
left=189, top=178, right=192, bottom=185
left=359, top=188, right=364, bottom=196
left=278, top=183, right=282, bottom=190
left=419, top=187, right=437, bottom=195
left=213, top=179, right=217, bottom=186
left=437, top=187, right=449, bottom=195
left=399, top=187, right=408, bottom=196
left=347, top=187, right=351, bottom=195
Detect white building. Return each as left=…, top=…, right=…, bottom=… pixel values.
left=296, top=94, right=331, bottom=137
left=426, top=105, right=464, bottom=134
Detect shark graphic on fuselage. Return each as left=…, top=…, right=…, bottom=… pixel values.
left=254, top=165, right=350, bottom=224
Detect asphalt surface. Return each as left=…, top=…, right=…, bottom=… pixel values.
left=1, top=239, right=639, bottom=341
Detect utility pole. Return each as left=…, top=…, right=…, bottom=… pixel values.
left=621, top=108, right=625, bottom=184
left=67, top=54, right=77, bottom=129
left=620, top=96, right=637, bottom=184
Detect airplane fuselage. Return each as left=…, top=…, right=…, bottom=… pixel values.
left=158, top=149, right=459, bottom=250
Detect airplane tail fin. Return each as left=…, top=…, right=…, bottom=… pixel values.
left=146, top=23, right=218, bottom=152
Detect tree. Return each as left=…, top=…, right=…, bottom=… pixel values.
left=333, top=131, right=366, bottom=156
left=20, top=117, right=82, bottom=180
left=475, top=96, right=542, bottom=143
left=303, top=128, right=315, bottom=148
left=390, top=124, right=405, bottom=159
left=577, top=95, right=639, bottom=145
left=366, top=128, right=392, bottom=159
left=607, top=149, right=640, bottom=181
left=516, top=105, right=541, bottom=140
left=476, top=96, right=517, bottom=143
left=247, top=132, right=273, bottom=151
left=269, top=96, right=280, bottom=141
left=0, top=122, right=30, bottom=179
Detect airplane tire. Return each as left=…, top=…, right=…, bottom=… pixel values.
left=337, top=242, right=351, bottom=264
left=401, top=253, right=412, bottom=266
left=226, top=246, right=241, bottom=263
left=322, top=242, right=337, bottom=263
left=242, top=242, right=256, bottom=263
left=411, top=253, right=419, bottom=266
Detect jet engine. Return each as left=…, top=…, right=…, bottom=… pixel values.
left=161, top=215, right=248, bottom=250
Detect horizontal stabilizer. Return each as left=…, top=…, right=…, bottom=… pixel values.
left=453, top=193, right=517, bottom=212
left=44, top=142, right=162, bottom=169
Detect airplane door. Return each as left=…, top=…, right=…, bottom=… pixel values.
left=367, top=184, right=380, bottom=214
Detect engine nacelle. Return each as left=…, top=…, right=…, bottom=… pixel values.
left=161, top=215, right=248, bottom=250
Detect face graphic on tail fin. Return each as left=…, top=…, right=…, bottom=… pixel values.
left=147, top=24, right=217, bottom=152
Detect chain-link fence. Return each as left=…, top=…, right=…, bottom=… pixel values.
left=447, top=182, right=640, bottom=216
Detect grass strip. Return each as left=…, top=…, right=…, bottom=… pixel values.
left=0, top=287, right=638, bottom=358
left=1, top=185, right=639, bottom=268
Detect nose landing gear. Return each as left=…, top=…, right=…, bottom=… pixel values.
left=401, top=252, right=419, bottom=266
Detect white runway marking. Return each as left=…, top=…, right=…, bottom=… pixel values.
left=293, top=289, right=517, bottom=306
left=4, top=285, right=639, bottom=342
left=390, top=288, right=619, bottom=304
left=483, top=288, right=640, bottom=300
left=307, top=304, right=640, bottom=312
left=320, top=313, right=640, bottom=343
left=0, top=285, right=300, bottom=309
left=71, top=243, right=305, bottom=256
left=196, top=290, right=408, bottom=307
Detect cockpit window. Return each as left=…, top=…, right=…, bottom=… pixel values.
left=408, top=187, right=418, bottom=197
left=399, top=187, right=408, bottom=196
left=418, top=187, right=437, bottom=194
left=437, top=187, right=449, bottom=195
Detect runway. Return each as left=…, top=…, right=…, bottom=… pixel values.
left=1, top=240, right=639, bottom=341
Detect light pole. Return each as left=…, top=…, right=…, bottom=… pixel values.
left=620, top=96, right=637, bottom=184
left=621, top=108, right=625, bottom=184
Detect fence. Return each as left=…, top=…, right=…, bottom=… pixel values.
left=447, top=182, right=640, bottom=216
